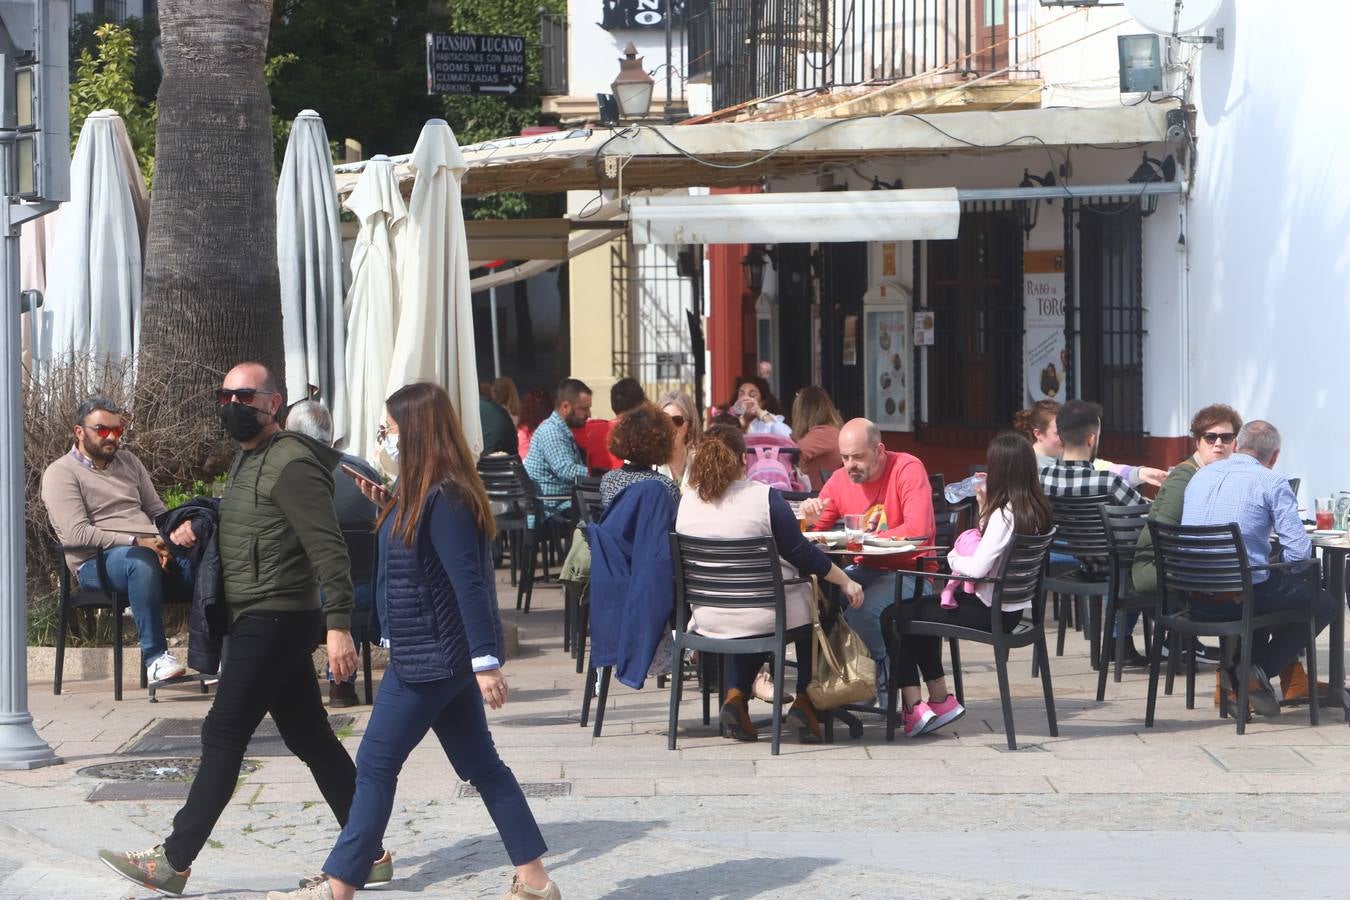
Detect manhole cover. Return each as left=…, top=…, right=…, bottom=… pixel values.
left=124, top=716, right=354, bottom=758
left=88, top=783, right=193, bottom=802
left=458, top=781, right=571, bottom=800
left=78, top=757, right=259, bottom=781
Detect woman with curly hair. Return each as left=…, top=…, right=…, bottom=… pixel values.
left=676, top=424, right=864, bottom=744
left=724, top=375, right=791, bottom=438
left=598, top=404, right=681, bottom=510
left=516, top=387, right=552, bottom=459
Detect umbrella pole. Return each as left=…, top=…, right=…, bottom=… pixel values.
left=0, top=132, right=59, bottom=769
left=489, top=284, right=502, bottom=379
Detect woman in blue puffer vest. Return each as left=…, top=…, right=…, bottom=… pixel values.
left=273, top=382, right=560, bottom=900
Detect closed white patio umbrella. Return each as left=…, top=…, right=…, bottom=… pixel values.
left=278, top=109, right=350, bottom=445
left=43, top=110, right=148, bottom=366
left=343, top=155, right=406, bottom=462
left=387, top=119, right=483, bottom=456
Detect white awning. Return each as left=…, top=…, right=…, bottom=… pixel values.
left=628, top=188, right=960, bottom=245
left=334, top=103, right=1178, bottom=198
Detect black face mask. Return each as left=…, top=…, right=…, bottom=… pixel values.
left=219, top=403, right=267, bottom=442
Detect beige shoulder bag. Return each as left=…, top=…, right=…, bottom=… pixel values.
left=805, top=580, right=877, bottom=709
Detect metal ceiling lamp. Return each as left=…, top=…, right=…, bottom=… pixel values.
left=1127, top=152, right=1177, bottom=217
left=611, top=42, right=655, bottom=120
left=1016, top=169, right=1056, bottom=234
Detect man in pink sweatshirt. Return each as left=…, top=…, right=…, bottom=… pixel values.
left=801, top=419, right=935, bottom=702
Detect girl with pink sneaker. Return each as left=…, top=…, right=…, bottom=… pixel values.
left=888, top=433, right=1055, bottom=737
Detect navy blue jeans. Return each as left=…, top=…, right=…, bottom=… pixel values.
left=323, top=665, right=547, bottom=887
left=78, top=545, right=192, bottom=662
left=1191, top=568, right=1338, bottom=674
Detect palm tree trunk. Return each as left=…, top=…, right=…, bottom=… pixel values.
left=141, top=0, right=283, bottom=408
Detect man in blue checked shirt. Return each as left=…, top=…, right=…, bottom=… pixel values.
left=524, top=378, right=593, bottom=516
left=1182, top=420, right=1337, bottom=718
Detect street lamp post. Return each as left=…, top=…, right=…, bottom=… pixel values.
left=0, top=0, right=67, bottom=771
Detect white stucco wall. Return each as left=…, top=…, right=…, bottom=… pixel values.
left=568, top=0, right=688, bottom=101
left=1187, top=0, right=1350, bottom=501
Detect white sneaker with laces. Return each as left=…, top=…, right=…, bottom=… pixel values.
left=147, top=652, right=187, bottom=683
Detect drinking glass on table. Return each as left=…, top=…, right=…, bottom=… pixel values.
left=844, top=514, right=866, bottom=552
left=1316, top=497, right=1335, bottom=531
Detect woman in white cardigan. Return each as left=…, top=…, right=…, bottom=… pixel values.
left=677, top=425, right=863, bottom=744
left=888, top=432, right=1055, bottom=738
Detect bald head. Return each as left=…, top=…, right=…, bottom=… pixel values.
left=839, top=418, right=886, bottom=483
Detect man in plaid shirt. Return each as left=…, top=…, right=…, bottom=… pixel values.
left=524, top=378, right=593, bottom=515
left=1038, top=400, right=1147, bottom=507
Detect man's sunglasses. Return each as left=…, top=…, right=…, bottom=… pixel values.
left=216, top=388, right=275, bottom=406
left=80, top=424, right=123, bottom=439
left=669, top=415, right=687, bottom=428
left=1201, top=431, right=1237, bottom=445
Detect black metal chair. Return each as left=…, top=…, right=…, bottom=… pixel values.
left=667, top=533, right=811, bottom=755
left=1096, top=505, right=1161, bottom=702
left=53, top=541, right=135, bottom=701
left=882, top=530, right=1058, bottom=751
left=476, top=455, right=545, bottom=612
left=1045, top=494, right=1114, bottom=669
left=929, top=473, right=947, bottom=512
left=564, top=478, right=605, bottom=670
left=341, top=528, right=379, bottom=704
left=1146, top=521, right=1321, bottom=735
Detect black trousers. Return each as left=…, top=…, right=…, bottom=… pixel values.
left=726, top=634, right=814, bottom=696
left=163, top=609, right=361, bottom=871
left=892, top=593, right=1023, bottom=689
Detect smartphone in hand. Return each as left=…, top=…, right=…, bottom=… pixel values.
left=340, top=463, right=380, bottom=488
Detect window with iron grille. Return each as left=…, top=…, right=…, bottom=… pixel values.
left=1074, top=201, right=1145, bottom=452
left=920, top=207, right=1024, bottom=435
left=539, top=11, right=568, bottom=96
left=610, top=235, right=700, bottom=399
left=95, top=0, right=128, bottom=22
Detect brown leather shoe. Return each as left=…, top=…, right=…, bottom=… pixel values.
left=1279, top=660, right=1329, bottom=703
left=718, top=688, right=758, bottom=742
left=788, top=696, right=823, bottom=744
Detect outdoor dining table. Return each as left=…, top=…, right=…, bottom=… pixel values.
left=1310, top=534, right=1350, bottom=721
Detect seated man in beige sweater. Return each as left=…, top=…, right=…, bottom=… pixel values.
left=41, top=396, right=189, bottom=683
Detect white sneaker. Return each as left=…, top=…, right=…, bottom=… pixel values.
left=147, top=652, right=187, bottom=683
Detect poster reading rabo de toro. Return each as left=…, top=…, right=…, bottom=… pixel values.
left=1024, top=251, right=1067, bottom=405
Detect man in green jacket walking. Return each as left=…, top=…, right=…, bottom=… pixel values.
left=99, top=362, right=391, bottom=896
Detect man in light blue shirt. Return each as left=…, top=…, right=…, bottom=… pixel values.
left=1182, top=420, right=1337, bottom=716
left=524, top=378, right=592, bottom=516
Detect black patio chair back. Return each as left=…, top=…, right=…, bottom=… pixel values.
left=929, top=473, right=947, bottom=512
left=475, top=454, right=546, bottom=612
left=882, top=529, right=1058, bottom=750
left=573, top=476, right=604, bottom=525
left=1094, top=504, right=1161, bottom=700
left=1145, top=521, right=1320, bottom=734
left=1044, top=494, right=1114, bottom=669
left=667, top=533, right=810, bottom=755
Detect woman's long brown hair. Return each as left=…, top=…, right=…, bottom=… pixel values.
left=375, top=382, right=496, bottom=546
left=980, top=431, right=1053, bottom=535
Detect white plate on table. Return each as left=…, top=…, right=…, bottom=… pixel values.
left=1312, top=529, right=1345, bottom=538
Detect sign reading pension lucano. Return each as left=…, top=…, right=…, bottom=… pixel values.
left=426, top=33, right=527, bottom=96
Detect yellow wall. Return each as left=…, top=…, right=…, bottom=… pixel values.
left=568, top=236, right=620, bottom=418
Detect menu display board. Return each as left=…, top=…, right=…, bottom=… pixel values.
left=863, top=283, right=913, bottom=432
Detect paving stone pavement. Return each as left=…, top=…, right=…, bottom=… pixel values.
left=3, top=572, right=1350, bottom=899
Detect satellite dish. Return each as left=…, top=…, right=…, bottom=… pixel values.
left=1124, top=0, right=1222, bottom=35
